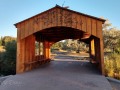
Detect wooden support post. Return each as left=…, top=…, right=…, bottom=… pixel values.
left=16, top=35, right=35, bottom=73
left=93, top=37, right=104, bottom=75
left=89, top=39, right=96, bottom=62
left=44, top=41, right=50, bottom=59
left=48, top=42, right=51, bottom=59
left=16, top=39, right=25, bottom=73
left=89, top=41, right=91, bottom=58
left=97, top=38, right=104, bottom=75
left=94, top=37, right=100, bottom=64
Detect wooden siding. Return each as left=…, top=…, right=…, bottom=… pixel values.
left=16, top=7, right=103, bottom=40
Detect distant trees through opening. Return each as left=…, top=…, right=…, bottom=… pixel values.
left=50, top=39, right=89, bottom=54
left=50, top=39, right=90, bottom=61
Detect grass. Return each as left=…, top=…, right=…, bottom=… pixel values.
left=104, top=53, right=120, bottom=80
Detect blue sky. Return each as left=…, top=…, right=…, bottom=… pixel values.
left=0, top=0, right=120, bottom=37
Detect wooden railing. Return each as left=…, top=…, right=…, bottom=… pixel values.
left=24, top=56, right=51, bottom=71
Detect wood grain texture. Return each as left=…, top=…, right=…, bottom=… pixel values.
left=86, top=17, right=92, bottom=34
left=97, top=21, right=103, bottom=38
left=91, top=19, right=97, bottom=36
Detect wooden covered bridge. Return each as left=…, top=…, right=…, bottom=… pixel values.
left=15, top=5, right=105, bottom=75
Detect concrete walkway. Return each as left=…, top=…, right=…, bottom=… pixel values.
left=0, top=60, right=112, bottom=90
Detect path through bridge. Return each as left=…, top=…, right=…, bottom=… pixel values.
left=0, top=58, right=112, bottom=90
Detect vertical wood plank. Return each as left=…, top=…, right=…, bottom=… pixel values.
left=28, top=19, right=32, bottom=36
left=86, top=17, right=92, bottom=34
left=81, top=15, right=87, bottom=32
left=20, top=22, right=25, bottom=39
left=25, top=38, right=28, bottom=71
left=97, top=21, right=102, bottom=38
left=91, top=19, right=97, bottom=36
left=28, top=36, right=31, bottom=70
left=25, top=21, right=28, bottom=38
left=72, top=14, right=77, bottom=29
left=77, top=15, right=82, bottom=30
left=32, top=35, right=35, bottom=69
left=21, top=39, right=25, bottom=72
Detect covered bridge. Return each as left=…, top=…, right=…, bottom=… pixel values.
left=15, top=5, right=105, bottom=75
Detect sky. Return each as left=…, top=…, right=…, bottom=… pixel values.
left=0, top=0, right=120, bottom=37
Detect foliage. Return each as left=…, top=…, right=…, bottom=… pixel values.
left=62, top=39, right=88, bottom=53
left=2, top=36, right=16, bottom=46
left=103, top=19, right=120, bottom=80
left=51, top=41, right=64, bottom=52
left=0, top=39, right=16, bottom=75
left=51, top=42, right=63, bottom=50
left=61, top=40, right=71, bottom=51
left=115, top=39, right=120, bottom=53
left=103, top=19, right=120, bottom=52
left=67, top=39, right=88, bottom=53
left=51, top=39, right=88, bottom=53
left=103, top=28, right=120, bottom=52
left=104, top=53, right=120, bottom=79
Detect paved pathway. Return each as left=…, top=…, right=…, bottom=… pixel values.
left=0, top=60, right=112, bottom=90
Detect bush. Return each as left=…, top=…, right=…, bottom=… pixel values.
left=0, top=40, right=16, bottom=75
left=104, top=53, right=120, bottom=79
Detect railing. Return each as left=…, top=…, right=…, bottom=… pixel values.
left=23, top=55, right=51, bottom=71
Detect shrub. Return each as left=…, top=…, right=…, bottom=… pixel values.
left=1, top=40, right=16, bottom=75
left=104, top=53, right=120, bottom=79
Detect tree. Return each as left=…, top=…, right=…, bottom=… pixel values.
left=103, top=28, right=120, bottom=52
left=1, top=40, right=16, bottom=75
left=103, top=19, right=120, bottom=52
left=103, top=19, right=120, bottom=79
left=2, top=36, right=16, bottom=46
left=115, top=39, right=120, bottom=53
left=61, top=39, right=88, bottom=53
left=51, top=42, right=63, bottom=50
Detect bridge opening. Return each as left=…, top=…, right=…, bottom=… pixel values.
left=50, top=39, right=90, bottom=61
